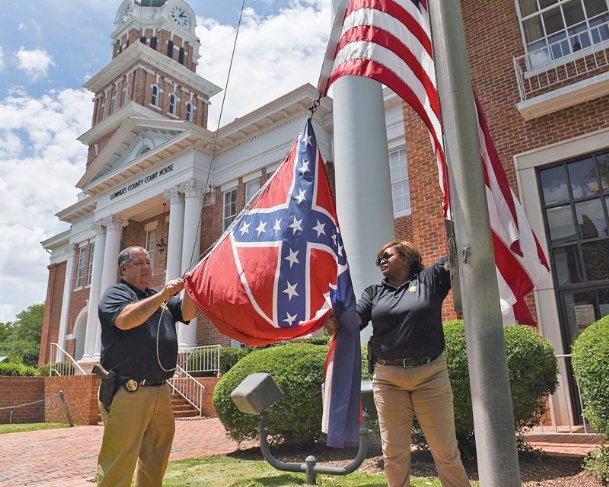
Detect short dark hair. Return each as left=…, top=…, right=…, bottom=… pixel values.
left=375, top=240, right=424, bottom=275
left=117, top=246, right=147, bottom=268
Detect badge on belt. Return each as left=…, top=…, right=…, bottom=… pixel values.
left=125, top=379, right=139, bottom=392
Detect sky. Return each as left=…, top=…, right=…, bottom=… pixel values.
left=0, top=0, right=333, bottom=323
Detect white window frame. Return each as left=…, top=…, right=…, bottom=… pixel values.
left=515, top=0, right=609, bottom=71
left=151, top=84, right=159, bottom=107
left=145, top=224, right=157, bottom=273
left=245, top=178, right=261, bottom=204
left=185, top=102, right=193, bottom=122
left=75, top=246, right=87, bottom=290
left=169, top=93, right=177, bottom=115
left=223, top=188, right=238, bottom=231
left=86, top=242, right=94, bottom=287
left=389, top=147, right=410, bottom=217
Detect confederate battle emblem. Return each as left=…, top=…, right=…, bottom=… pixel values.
left=125, top=379, right=139, bottom=392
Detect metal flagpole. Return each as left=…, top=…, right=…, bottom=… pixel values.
left=428, top=1, right=521, bottom=485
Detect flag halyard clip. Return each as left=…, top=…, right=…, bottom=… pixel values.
left=460, top=246, right=471, bottom=264
left=307, top=92, right=322, bottom=118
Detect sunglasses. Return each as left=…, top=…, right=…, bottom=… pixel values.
left=376, top=251, right=393, bottom=266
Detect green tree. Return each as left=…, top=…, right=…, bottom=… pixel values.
left=0, top=304, right=44, bottom=366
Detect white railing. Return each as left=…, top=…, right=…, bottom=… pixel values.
left=48, top=343, right=86, bottom=376
left=178, top=344, right=221, bottom=377
left=514, top=20, right=609, bottom=101
left=534, top=353, right=590, bottom=435
left=168, top=365, right=205, bottom=416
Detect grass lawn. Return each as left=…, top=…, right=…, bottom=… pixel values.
left=164, top=456, right=444, bottom=486
left=0, top=423, right=69, bottom=434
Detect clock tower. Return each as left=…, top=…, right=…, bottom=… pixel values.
left=81, top=0, right=220, bottom=168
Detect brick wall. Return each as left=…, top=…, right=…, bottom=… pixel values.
left=0, top=377, right=45, bottom=424
left=39, top=262, right=66, bottom=367
left=44, top=375, right=101, bottom=425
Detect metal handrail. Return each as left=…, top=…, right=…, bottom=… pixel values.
left=48, top=343, right=86, bottom=376
left=513, top=20, right=609, bottom=101
left=168, top=364, right=206, bottom=416
left=179, top=344, right=221, bottom=377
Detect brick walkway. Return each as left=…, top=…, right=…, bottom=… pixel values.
left=0, top=419, right=602, bottom=486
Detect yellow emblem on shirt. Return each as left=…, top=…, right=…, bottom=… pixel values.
left=408, top=285, right=418, bottom=293
left=161, top=303, right=169, bottom=311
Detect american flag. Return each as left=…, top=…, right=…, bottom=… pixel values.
left=185, top=119, right=361, bottom=447
left=322, top=0, right=549, bottom=324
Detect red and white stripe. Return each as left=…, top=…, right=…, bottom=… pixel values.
left=324, top=0, right=549, bottom=324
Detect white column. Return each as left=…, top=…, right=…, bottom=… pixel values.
left=164, top=186, right=185, bottom=280
left=329, top=3, right=396, bottom=342
left=82, top=221, right=107, bottom=362
left=177, top=179, right=205, bottom=349
left=56, top=246, right=75, bottom=361
left=94, top=216, right=128, bottom=356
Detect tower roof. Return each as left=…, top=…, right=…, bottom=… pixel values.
left=135, top=0, right=168, bottom=7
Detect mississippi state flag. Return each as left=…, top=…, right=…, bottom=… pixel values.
left=185, top=119, right=361, bottom=447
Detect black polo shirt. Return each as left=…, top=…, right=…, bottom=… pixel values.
left=98, top=280, right=189, bottom=381
left=357, top=260, right=450, bottom=360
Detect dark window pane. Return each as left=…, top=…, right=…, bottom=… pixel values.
left=575, top=199, right=607, bottom=238
left=540, top=0, right=559, bottom=8
left=544, top=8, right=565, bottom=34
left=598, top=153, right=609, bottom=193
left=562, top=289, right=599, bottom=343
left=553, top=245, right=584, bottom=285
left=564, top=1, right=585, bottom=26
left=540, top=165, right=570, bottom=204
left=520, top=0, right=538, bottom=16
left=584, top=0, right=609, bottom=18
left=582, top=240, right=609, bottom=280
left=524, top=17, right=545, bottom=43
left=547, top=205, right=577, bottom=242
left=568, top=157, right=600, bottom=198
left=600, top=288, right=609, bottom=319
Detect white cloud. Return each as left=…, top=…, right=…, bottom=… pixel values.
left=15, top=48, right=55, bottom=81
left=196, top=0, right=331, bottom=129
left=0, top=88, right=92, bottom=323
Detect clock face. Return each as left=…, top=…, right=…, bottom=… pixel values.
left=170, top=5, right=190, bottom=29
left=121, top=4, right=134, bottom=23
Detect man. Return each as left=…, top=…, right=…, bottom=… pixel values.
left=96, top=246, right=197, bottom=487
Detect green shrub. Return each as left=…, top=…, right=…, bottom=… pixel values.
left=213, top=343, right=328, bottom=445
left=572, top=316, right=609, bottom=437
left=439, top=321, right=558, bottom=457
left=572, top=316, right=609, bottom=483
left=219, top=347, right=250, bottom=375
left=0, top=362, right=39, bottom=376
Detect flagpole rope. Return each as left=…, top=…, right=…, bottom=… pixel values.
left=183, top=0, right=247, bottom=278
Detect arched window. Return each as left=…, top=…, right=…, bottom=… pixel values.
left=150, top=37, right=158, bottom=50
left=185, top=102, right=193, bottom=122
left=169, top=93, right=176, bottom=115
left=151, top=85, right=159, bottom=106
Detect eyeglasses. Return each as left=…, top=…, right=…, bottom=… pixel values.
left=376, top=251, right=392, bottom=266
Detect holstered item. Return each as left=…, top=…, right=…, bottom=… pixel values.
left=93, top=364, right=118, bottom=412
left=367, top=341, right=375, bottom=375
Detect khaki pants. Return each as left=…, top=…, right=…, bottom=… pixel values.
left=97, top=382, right=175, bottom=487
left=373, top=355, right=469, bottom=487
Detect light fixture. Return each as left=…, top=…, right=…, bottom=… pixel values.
left=156, top=203, right=168, bottom=253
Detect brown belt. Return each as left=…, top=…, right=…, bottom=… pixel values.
left=376, top=353, right=439, bottom=368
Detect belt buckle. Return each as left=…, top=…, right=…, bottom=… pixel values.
left=402, top=358, right=415, bottom=368
left=125, top=379, right=139, bottom=392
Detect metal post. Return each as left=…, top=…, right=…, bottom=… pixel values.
left=58, top=390, right=74, bottom=427
left=428, top=1, right=521, bottom=485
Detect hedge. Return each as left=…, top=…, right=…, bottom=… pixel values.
left=213, top=343, right=328, bottom=445
left=0, top=362, right=39, bottom=376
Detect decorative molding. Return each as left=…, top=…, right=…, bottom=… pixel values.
left=179, top=179, right=206, bottom=199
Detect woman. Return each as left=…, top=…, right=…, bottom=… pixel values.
left=357, top=240, right=469, bottom=487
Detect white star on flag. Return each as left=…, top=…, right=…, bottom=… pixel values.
left=255, top=221, right=267, bottom=236
left=294, top=189, right=307, bottom=204
left=284, top=312, right=298, bottom=326
left=313, top=220, right=326, bottom=237
left=239, top=221, right=250, bottom=236
left=283, top=281, right=299, bottom=300
left=284, top=248, right=300, bottom=268
left=289, top=216, right=303, bottom=234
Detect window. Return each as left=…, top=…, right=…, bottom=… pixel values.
left=75, top=246, right=87, bottom=289
left=516, top=0, right=609, bottom=68
left=86, top=243, right=94, bottom=287
left=112, top=93, right=118, bottom=112
left=245, top=178, right=261, bottom=204
left=150, top=36, right=158, bottom=50
left=389, top=148, right=410, bottom=215
left=140, top=36, right=147, bottom=44
left=151, top=85, right=159, bottom=106
left=185, top=102, right=193, bottom=122
left=178, top=47, right=185, bottom=64
left=122, top=85, right=129, bottom=106
left=169, top=93, right=176, bottom=115
left=167, top=40, right=174, bottom=58
left=145, top=229, right=156, bottom=272
left=538, top=150, right=609, bottom=347
left=223, top=189, right=238, bottom=231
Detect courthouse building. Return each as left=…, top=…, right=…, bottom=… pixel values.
left=40, top=0, right=609, bottom=426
